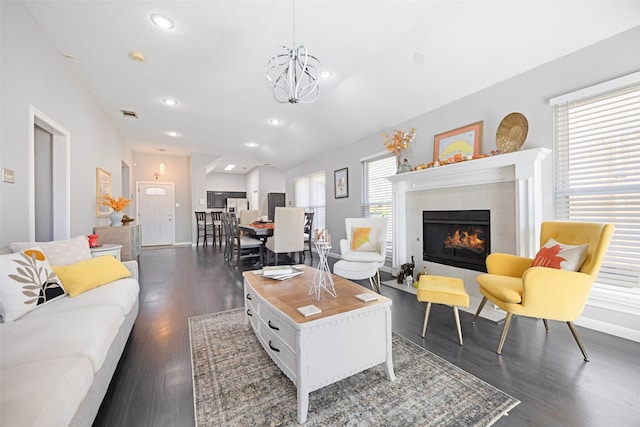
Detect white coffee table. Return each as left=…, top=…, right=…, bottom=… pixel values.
left=243, top=267, right=395, bottom=423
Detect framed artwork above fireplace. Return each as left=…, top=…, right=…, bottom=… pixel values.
left=433, top=121, right=483, bottom=162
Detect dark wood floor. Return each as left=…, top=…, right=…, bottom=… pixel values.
left=94, top=246, right=640, bottom=427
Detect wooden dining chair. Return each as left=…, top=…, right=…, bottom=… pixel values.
left=210, top=211, right=224, bottom=246
left=228, top=212, right=264, bottom=268
left=194, top=211, right=212, bottom=246
left=303, top=211, right=315, bottom=261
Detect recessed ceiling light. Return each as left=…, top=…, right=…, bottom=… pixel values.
left=224, top=164, right=236, bottom=171
left=245, top=142, right=259, bottom=148
left=166, top=131, right=180, bottom=137
left=151, top=14, right=174, bottom=30
left=269, top=118, right=282, bottom=126
left=162, top=98, right=178, bottom=106
left=320, top=70, right=333, bottom=79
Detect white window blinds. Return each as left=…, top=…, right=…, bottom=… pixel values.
left=362, top=155, right=395, bottom=256
left=294, top=171, right=326, bottom=231
left=552, top=77, right=640, bottom=288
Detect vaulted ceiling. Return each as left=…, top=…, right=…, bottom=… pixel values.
left=23, top=1, right=640, bottom=173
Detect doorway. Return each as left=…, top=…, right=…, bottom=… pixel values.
left=137, top=181, right=175, bottom=246
left=29, top=106, right=70, bottom=241
left=34, top=125, right=53, bottom=241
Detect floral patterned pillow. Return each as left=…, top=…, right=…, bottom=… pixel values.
left=0, top=247, right=66, bottom=322
left=531, top=238, right=589, bottom=272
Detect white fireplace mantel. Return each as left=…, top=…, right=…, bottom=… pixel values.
left=387, top=147, right=551, bottom=268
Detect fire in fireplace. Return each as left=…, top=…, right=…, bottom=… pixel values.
left=423, top=210, right=490, bottom=272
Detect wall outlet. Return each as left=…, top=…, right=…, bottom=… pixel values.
left=2, top=168, right=15, bottom=184
left=175, top=203, right=180, bottom=208
left=199, top=199, right=205, bottom=206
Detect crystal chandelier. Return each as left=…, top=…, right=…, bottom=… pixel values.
left=265, top=0, right=321, bottom=104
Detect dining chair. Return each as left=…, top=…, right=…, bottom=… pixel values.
left=265, top=207, right=305, bottom=265
left=222, top=212, right=233, bottom=261
left=239, top=209, right=260, bottom=225
left=228, top=212, right=264, bottom=268
left=303, top=211, right=315, bottom=261
left=194, top=211, right=212, bottom=246
left=210, top=211, right=224, bottom=246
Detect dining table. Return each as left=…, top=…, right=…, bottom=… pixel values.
left=239, top=222, right=275, bottom=240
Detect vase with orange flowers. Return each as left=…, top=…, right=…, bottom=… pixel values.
left=382, top=127, right=417, bottom=173
left=101, top=195, right=132, bottom=226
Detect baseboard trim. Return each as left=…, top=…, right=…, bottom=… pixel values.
left=576, top=317, right=640, bottom=343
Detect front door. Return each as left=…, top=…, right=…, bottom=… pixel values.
left=137, top=182, right=174, bottom=246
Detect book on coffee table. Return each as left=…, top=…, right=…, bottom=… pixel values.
left=262, top=265, right=294, bottom=277
left=263, top=266, right=304, bottom=281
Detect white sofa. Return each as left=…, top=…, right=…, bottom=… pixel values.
left=0, top=248, right=139, bottom=426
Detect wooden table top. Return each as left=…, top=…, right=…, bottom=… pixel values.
left=243, top=266, right=391, bottom=324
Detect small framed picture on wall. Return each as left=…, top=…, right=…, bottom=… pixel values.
left=334, top=168, right=349, bottom=199
left=96, top=167, right=111, bottom=217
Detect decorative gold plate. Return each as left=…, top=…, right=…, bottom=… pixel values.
left=496, top=112, right=528, bottom=153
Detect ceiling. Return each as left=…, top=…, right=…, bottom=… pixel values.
left=23, top=1, right=640, bottom=174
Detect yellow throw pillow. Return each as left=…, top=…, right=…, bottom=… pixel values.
left=351, top=227, right=378, bottom=252
left=52, top=255, right=132, bottom=297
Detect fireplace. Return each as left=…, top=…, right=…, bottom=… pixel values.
left=423, top=210, right=490, bottom=272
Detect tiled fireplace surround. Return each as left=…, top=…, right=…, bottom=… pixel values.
left=387, top=148, right=551, bottom=321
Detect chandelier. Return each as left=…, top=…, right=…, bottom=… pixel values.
left=265, top=0, right=321, bottom=104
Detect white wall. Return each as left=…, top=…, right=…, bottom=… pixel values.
left=1, top=2, right=133, bottom=248
left=206, top=172, right=247, bottom=192
left=286, top=26, right=640, bottom=341
left=288, top=26, right=640, bottom=253
left=257, top=166, right=286, bottom=215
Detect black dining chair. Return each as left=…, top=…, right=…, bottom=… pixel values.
left=195, top=211, right=212, bottom=246
left=303, top=211, right=315, bottom=261
left=228, top=212, right=263, bottom=268
left=210, top=211, right=224, bottom=246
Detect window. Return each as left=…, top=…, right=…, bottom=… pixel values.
left=294, top=171, right=326, bottom=232
left=551, top=72, right=640, bottom=289
left=362, top=155, right=395, bottom=257
left=144, top=187, right=167, bottom=196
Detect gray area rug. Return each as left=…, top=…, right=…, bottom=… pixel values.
left=189, top=308, right=519, bottom=426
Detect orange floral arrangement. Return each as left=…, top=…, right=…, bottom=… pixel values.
left=101, top=195, right=132, bottom=212
left=382, top=128, right=417, bottom=157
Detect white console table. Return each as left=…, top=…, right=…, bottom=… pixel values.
left=243, top=267, right=395, bottom=423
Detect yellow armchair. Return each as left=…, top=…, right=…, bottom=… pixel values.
left=472, top=221, right=615, bottom=361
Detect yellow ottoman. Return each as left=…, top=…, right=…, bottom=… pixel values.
left=417, top=275, right=470, bottom=345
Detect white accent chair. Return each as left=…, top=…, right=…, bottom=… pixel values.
left=333, top=217, right=388, bottom=293
left=265, top=207, right=305, bottom=265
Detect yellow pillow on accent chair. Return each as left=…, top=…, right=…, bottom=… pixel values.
left=53, top=255, right=131, bottom=297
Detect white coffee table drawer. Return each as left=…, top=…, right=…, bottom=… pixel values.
left=258, top=305, right=295, bottom=351
left=259, top=326, right=296, bottom=380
